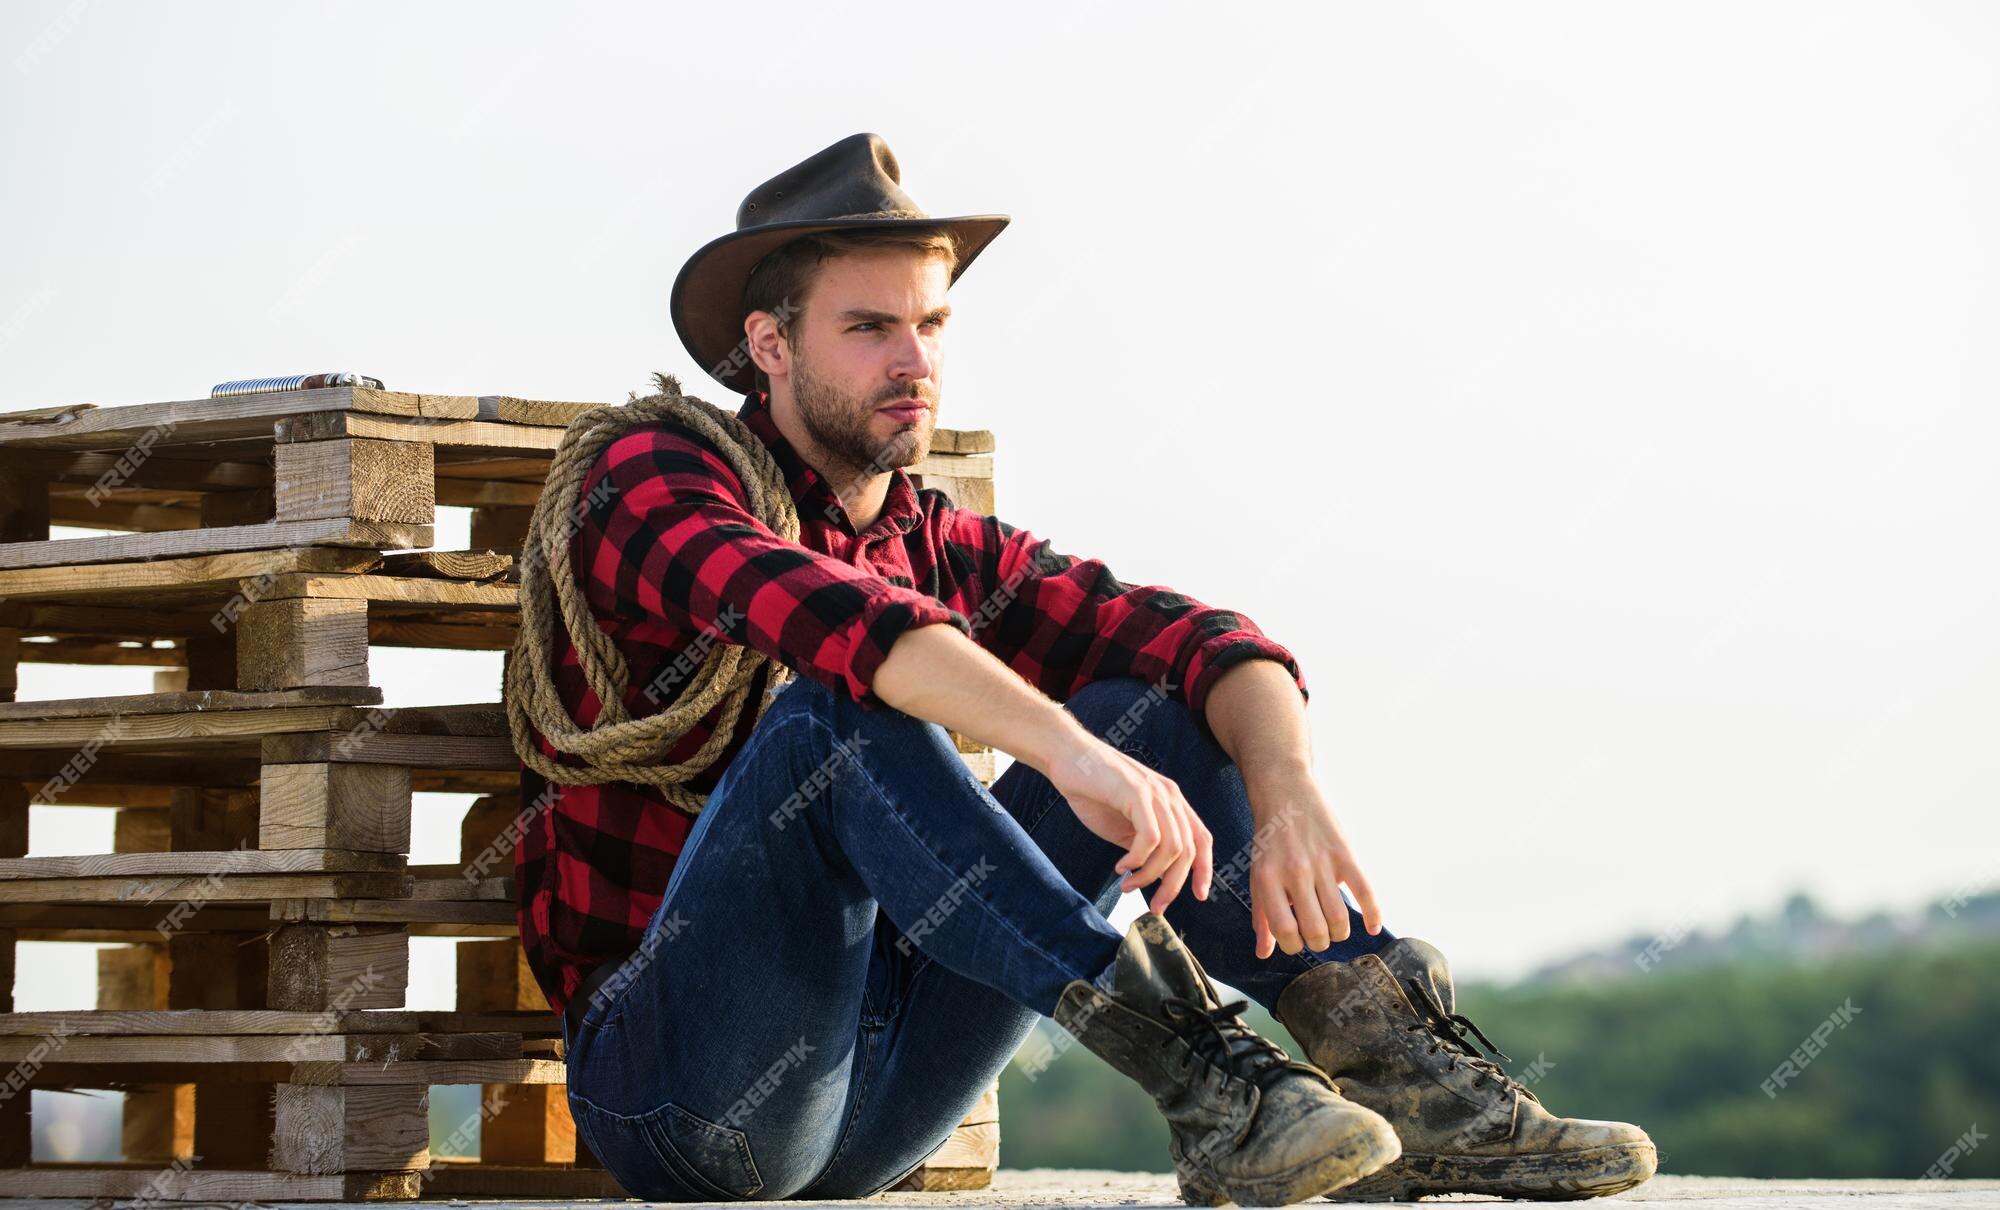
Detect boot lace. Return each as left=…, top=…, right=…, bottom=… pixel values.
left=1160, top=994, right=1302, bottom=1091
left=1399, top=977, right=1541, bottom=1102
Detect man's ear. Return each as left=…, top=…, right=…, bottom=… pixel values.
left=744, top=309, right=790, bottom=383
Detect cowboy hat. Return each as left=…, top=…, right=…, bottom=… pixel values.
left=670, top=131, right=1010, bottom=393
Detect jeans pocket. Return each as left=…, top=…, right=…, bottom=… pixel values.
left=634, top=1100, right=765, bottom=1200
left=566, top=1094, right=707, bottom=1202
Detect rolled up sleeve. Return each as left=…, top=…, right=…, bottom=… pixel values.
left=947, top=505, right=1308, bottom=737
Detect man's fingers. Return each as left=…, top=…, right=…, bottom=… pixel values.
left=1251, top=896, right=1275, bottom=960
left=1192, top=811, right=1215, bottom=901
left=1148, top=803, right=1196, bottom=914
left=1257, top=872, right=1304, bottom=955
left=1126, top=803, right=1178, bottom=894
left=1289, top=869, right=1334, bottom=951
left=1150, top=840, right=1192, bottom=915
left=1315, top=863, right=1352, bottom=944
left=1117, top=803, right=1159, bottom=888
left=1345, top=863, right=1385, bottom=935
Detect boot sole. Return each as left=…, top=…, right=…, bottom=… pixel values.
left=1180, top=1116, right=1402, bottom=1207
left=1323, top=1140, right=1658, bottom=1202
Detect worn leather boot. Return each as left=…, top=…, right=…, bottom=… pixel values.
left=1274, top=938, right=1656, bottom=1201
left=1053, top=912, right=1400, bottom=1205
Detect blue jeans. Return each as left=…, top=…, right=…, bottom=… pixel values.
left=562, top=673, right=1394, bottom=1201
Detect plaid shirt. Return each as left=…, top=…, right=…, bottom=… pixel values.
left=516, top=388, right=1309, bottom=1015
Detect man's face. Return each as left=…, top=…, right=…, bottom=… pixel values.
left=768, top=246, right=950, bottom=479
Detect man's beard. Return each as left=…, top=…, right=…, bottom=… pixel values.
left=790, top=353, right=935, bottom=488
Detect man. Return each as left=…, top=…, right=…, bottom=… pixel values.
left=515, top=132, right=1655, bottom=1203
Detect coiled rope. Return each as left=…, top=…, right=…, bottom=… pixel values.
left=505, top=371, right=798, bottom=815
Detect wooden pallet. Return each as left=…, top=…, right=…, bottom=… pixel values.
left=0, top=386, right=1006, bottom=1198
left=0, top=389, right=996, bottom=569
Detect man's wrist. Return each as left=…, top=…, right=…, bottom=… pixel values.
left=1242, top=757, right=1316, bottom=817
left=1016, top=699, right=1098, bottom=779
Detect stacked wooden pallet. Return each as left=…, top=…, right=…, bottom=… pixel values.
left=0, top=385, right=1001, bottom=1200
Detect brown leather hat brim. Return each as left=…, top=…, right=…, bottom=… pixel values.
left=670, top=213, right=1010, bottom=394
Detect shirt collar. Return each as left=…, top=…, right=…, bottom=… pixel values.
left=736, top=389, right=925, bottom=538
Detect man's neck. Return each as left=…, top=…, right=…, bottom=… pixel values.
left=769, top=398, right=891, bottom=533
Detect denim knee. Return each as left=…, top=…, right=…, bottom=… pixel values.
left=1066, top=675, right=1205, bottom=762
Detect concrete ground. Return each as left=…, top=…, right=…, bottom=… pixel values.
left=10, top=1170, right=1998, bottom=1208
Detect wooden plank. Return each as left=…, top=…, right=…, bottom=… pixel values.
left=267, top=923, right=409, bottom=1011
left=0, top=627, right=16, bottom=704
left=272, top=898, right=515, bottom=926
left=176, top=782, right=257, bottom=858
left=0, top=686, right=378, bottom=721
left=0, top=903, right=273, bottom=932
left=96, top=944, right=169, bottom=1010
left=6, top=602, right=220, bottom=637
left=476, top=395, right=603, bottom=426
left=0, top=1164, right=423, bottom=1199
left=0, top=470, right=49, bottom=545
left=479, top=1084, right=576, bottom=1165
left=469, top=505, right=533, bottom=548
left=917, top=469, right=996, bottom=515
left=0, top=518, right=432, bottom=570
left=3, top=449, right=270, bottom=492
left=0, top=850, right=401, bottom=879
left=0, top=872, right=406, bottom=904
left=412, top=767, right=519, bottom=795
left=370, top=619, right=516, bottom=649
left=891, top=1122, right=1002, bottom=1190
left=112, top=805, right=172, bottom=852
left=930, top=427, right=995, bottom=454
left=0, top=703, right=360, bottom=749
left=0, top=753, right=260, bottom=792
left=433, top=455, right=558, bottom=483
left=433, top=478, right=545, bottom=507
left=0, top=1009, right=557, bottom=1037
left=263, top=731, right=516, bottom=770
left=456, top=939, right=540, bottom=1013
left=279, top=410, right=568, bottom=453
left=46, top=497, right=203, bottom=532
left=374, top=549, right=516, bottom=580
left=199, top=484, right=278, bottom=527
left=0, top=1093, right=23, bottom=1168
left=261, top=575, right=515, bottom=609
left=194, top=1078, right=275, bottom=1166
left=120, top=1083, right=195, bottom=1163
left=407, top=867, right=510, bottom=900
left=12, top=637, right=184, bottom=667
left=260, top=762, right=412, bottom=852
left=287, top=1057, right=565, bottom=1085
left=237, top=597, right=370, bottom=690
left=275, top=437, right=435, bottom=526
left=910, top=451, right=993, bottom=480
left=0, top=402, right=96, bottom=423
left=274, top=1084, right=430, bottom=1174
left=165, top=930, right=267, bottom=1011
left=0, top=1032, right=516, bottom=1064
left=0, top=385, right=478, bottom=451
left=0, top=701, right=504, bottom=750
left=0, top=546, right=379, bottom=603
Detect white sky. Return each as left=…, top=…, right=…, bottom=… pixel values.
left=2, top=1, right=1996, bottom=997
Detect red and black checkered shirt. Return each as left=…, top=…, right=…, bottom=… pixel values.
left=515, top=388, right=1309, bottom=1015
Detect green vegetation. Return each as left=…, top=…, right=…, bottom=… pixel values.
left=997, top=931, right=1998, bottom=1178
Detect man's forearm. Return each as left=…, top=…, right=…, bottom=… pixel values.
left=871, top=622, right=1094, bottom=778
left=1203, top=658, right=1314, bottom=814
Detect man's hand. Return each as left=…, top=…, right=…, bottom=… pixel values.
left=1241, top=766, right=1384, bottom=958
left=1046, top=733, right=1215, bottom=916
